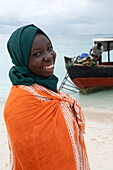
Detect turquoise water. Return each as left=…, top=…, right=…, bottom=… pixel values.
left=1, top=33, right=113, bottom=111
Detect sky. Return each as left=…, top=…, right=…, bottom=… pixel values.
left=0, top=0, right=113, bottom=35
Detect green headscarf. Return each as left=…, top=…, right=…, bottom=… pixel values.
left=7, top=24, right=58, bottom=92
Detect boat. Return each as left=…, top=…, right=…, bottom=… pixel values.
left=60, top=38, right=113, bottom=94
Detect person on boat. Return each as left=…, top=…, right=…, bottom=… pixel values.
left=4, top=24, right=90, bottom=170
left=89, top=42, right=104, bottom=64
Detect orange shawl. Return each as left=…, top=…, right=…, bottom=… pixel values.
left=4, top=84, right=90, bottom=170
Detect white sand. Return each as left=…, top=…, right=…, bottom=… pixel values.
left=0, top=103, right=113, bottom=170
left=84, top=108, right=113, bottom=170
left=0, top=104, right=9, bottom=170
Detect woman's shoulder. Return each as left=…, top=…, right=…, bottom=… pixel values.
left=6, top=85, right=38, bottom=104
left=4, top=85, right=42, bottom=112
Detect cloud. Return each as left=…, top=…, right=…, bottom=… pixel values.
left=0, top=0, right=113, bottom=34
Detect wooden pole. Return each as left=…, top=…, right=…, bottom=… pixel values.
left=107, top=41, right=110, bottom=62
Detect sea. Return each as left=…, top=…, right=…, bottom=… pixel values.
left=1, top=33, right=113, bottom=112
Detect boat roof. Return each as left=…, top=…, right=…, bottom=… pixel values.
left=93, top=37, right=113, bottom=51
left=93, top=37, right=113, bottom=42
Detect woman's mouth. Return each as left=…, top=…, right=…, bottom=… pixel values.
left=43, top=64, right=54, bottom=69
left=37, top=64, right=55, bottom=77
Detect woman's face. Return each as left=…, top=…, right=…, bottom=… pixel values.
left=28, top=33, right=56, bottom=77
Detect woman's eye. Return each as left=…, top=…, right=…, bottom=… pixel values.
left=33, top=52, right=41, bottom=57
left=48, top=47, right=53, bottom=51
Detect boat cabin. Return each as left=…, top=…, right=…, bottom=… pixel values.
left=93, top=37, right=113, bottom=65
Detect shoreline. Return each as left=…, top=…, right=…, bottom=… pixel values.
left=0, top=103, right=113, bottom=170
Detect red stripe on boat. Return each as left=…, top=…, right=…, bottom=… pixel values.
left=72, top=77, right=113, bottom=88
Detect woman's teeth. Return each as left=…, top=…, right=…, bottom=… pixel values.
left=44, top=64, right=53, bottom=69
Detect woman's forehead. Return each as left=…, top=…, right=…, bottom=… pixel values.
left=32, top=33, right=51, bottom=46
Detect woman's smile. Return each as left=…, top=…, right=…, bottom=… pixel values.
left=43, top=63, right=54, bottom=69
left=41, top=63, right=54, bottom=73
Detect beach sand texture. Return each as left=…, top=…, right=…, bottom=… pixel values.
left=0, top=104, right=113, bottom=170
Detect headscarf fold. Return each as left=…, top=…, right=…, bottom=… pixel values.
left=7, top=24, right=58, bottom=92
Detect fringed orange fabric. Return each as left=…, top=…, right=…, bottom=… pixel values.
left=4, top=84, right=90, bottom=170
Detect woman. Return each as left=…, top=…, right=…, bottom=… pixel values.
left=4, top=24, right=90, bottom=170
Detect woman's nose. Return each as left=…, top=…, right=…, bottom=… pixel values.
left=44, top=50, right=56, bottom=61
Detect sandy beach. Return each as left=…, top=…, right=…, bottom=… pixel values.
left=0, top=103, right=9, bottom=170
left=83, top=108, right=113, bottom=170
left=0, top=103, right=113, bottom=170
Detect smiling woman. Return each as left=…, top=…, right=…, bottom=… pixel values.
left=4, top=24, right=90, bottom=170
